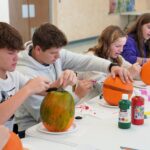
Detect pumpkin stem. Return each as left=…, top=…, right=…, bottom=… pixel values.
left=46, top=87, right=65, bottom=92
left=46, top=88, right=58, bottom=92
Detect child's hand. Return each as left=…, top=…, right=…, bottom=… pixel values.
left=110, top=66, right=133, bottom=83
left=75, top=80, right=93, bottom=99
left=128, top=63, right=141, bottom=78
left=24, top=77, right=50, bottom=95
left=57, top=70, right=77, bottom=88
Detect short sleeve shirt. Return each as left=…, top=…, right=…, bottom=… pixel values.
left=0, top=71, right=28, bottom=130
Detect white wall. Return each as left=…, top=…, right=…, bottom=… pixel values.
left=53, top=0, right=150, bottom=42
left=135, top=0, right=150, bottom=11
left=0, top=0, right=9, bottom=23
left=53, top=0, right=128, bottom=41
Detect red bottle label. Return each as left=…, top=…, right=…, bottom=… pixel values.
left=131, top=96, right=144, bottom=125
left=134, top=105, right=144, bottom=120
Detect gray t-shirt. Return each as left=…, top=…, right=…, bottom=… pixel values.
left=0, top=71, right=28, bottom=130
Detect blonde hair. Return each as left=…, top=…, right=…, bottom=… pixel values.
left=88, top=25, right=127, bottom=65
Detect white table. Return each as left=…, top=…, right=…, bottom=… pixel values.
left=22, top=93, right=150, bottom=150
left=22, top=137, right=75, bottom=150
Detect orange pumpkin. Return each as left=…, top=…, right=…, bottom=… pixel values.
left=102, top=76, right=133, bottom=106
left=3, top=132, right=23, bottom=150
left=141, top=61, right=150, bottom=85
left=40, top=90, right=75, bottom=132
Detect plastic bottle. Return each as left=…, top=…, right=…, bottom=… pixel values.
left=131, top=95, right=144, bottom=125
left=118, top=94, right=131, bottom=129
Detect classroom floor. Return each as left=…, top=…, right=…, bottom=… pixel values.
left=65, top=37, right=97, bottom=54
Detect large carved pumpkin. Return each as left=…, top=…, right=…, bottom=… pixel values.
left=40, top=90, right=75, bottom=132
left=3, top=132, right=23, bottom=150
left=102, top=76, right=133, bottom=106
left=141, top=61, right=150, bottom=85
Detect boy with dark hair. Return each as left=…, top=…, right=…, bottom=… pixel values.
left=32, top=23, right=67, bottom=50
left=0, top=22, right=51, bottom=131
left=16, top=23, right=132, bottom=136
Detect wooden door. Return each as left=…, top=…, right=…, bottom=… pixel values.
left=9, top=0, right=50, bottom=43
left=28, top=0, right=50, bottom=38
left=9, top=0, right=30, bottom=42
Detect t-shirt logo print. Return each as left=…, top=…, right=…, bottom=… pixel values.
left=0, top=87, right=15, bottom=120
left=1, top=91, right=10, bottom=103
left=0, top=87, right=15, bottom=103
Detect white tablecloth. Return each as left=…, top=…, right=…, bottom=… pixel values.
left=22, top=86, right=150, bottom=150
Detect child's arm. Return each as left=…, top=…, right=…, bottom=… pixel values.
left=128, top=63, right=141, bottom=79
left=56, top=70, right=77, bottom=88
left=74, top=80, right=94, bottom=99
left=0, top=125, right=10, bottom=149
left=0, top=77, right=50, bottom=124
left=136, top=57, right=150, bottom=65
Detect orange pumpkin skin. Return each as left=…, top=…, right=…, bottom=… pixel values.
left=3, top=132, right=23, bottom=150
left=141, top=61, right=150, bottom=85
left=102, top=76, right=133, bottom=106
left=40, top=90, right=75, bottom=132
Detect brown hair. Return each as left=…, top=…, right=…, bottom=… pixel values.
left=127, top=13, right=150, bottom=57
left=0, top=22, right=23, bottom=50
left=32, top=23, right=68, bottom=51
left=88, top=25, right=126, bottom=65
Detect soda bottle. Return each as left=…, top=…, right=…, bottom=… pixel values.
left=118, top=94, right=131, bottom=129
left=131, top=96, right=144, bottom=125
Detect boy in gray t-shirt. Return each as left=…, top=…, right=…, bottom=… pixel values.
left=0, top=22, right=51, bottom=130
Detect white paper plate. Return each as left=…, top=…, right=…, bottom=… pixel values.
left=98, top=98, right=118, bottom=108
left=133, top=80, right=146, bottom=89
left=37, top=123, right=78, bottom=135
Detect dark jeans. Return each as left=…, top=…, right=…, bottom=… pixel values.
left=13, top=124, right=25, bottom=138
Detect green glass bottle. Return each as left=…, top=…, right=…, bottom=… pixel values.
left=118, top=94, right=131, bottom=129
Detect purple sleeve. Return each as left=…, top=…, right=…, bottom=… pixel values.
left=122, top=36, right=140, bottom=64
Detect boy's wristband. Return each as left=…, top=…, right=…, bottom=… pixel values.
left=108, top=63, right=120, bottom=72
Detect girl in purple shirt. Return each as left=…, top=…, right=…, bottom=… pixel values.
left=122, top=13, right=150, bottom=65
